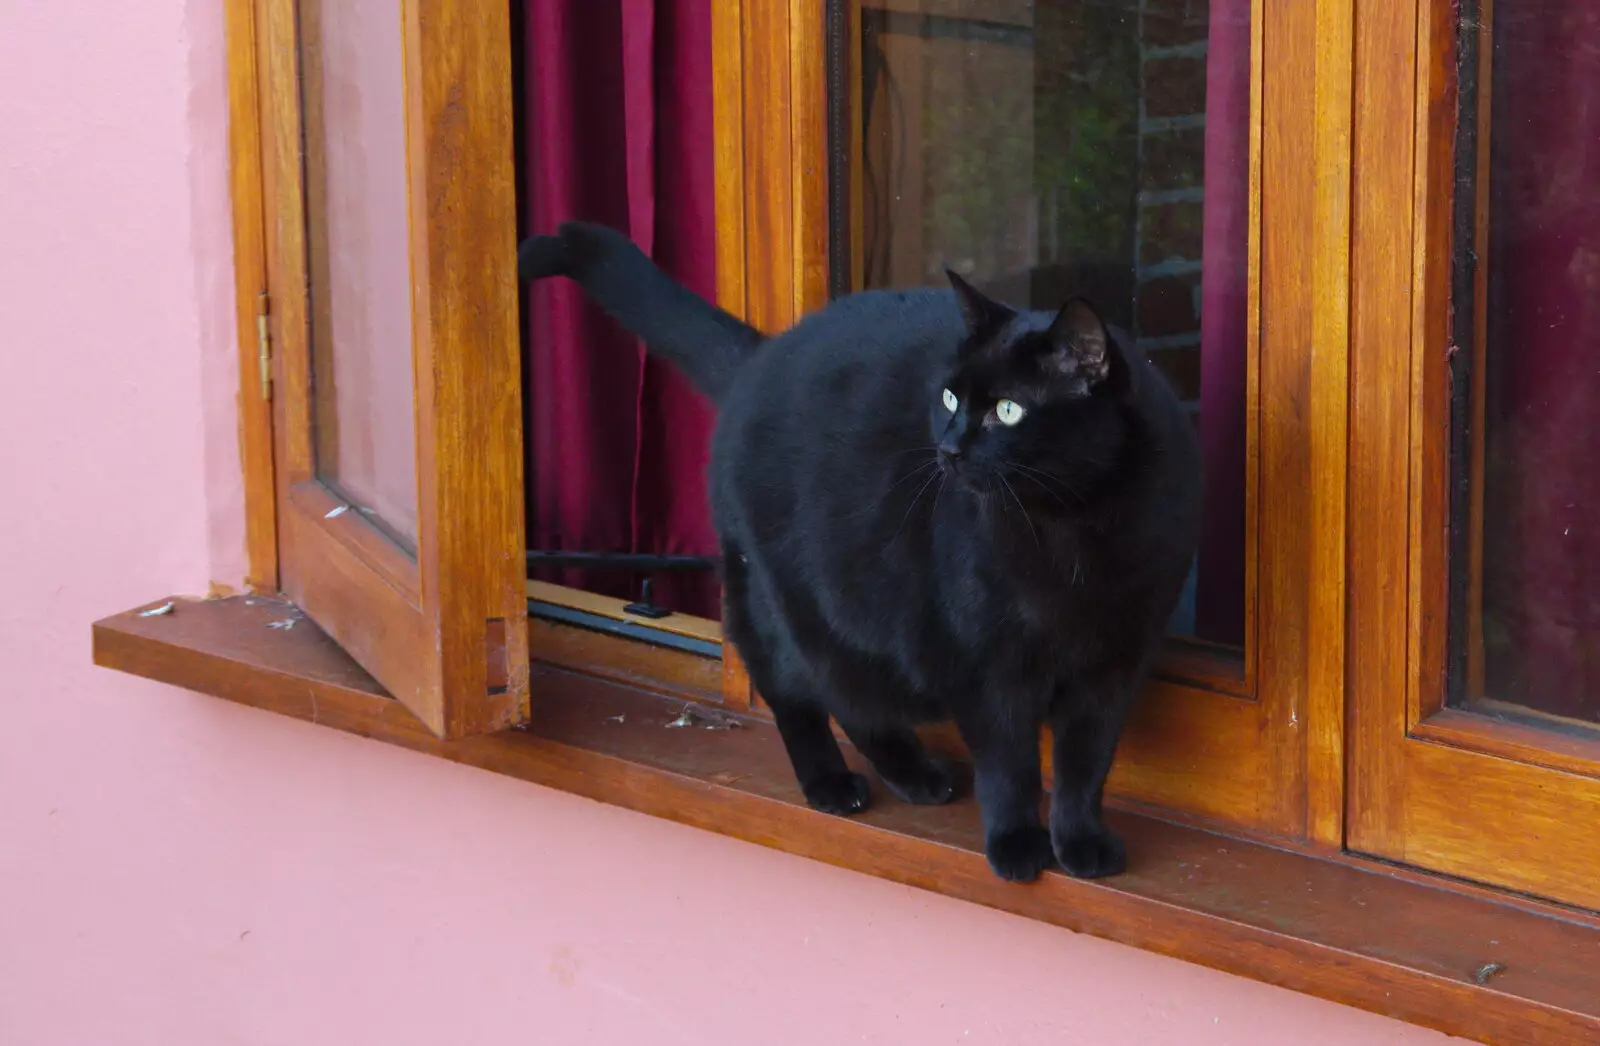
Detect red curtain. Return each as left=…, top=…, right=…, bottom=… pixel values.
left=521, top=0, right=721, bottom=619
left=1194, top=0, right=1251, bottom=646
left=1481, top=1, right=1600, bottom=717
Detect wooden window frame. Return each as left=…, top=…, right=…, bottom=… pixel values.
left=246, top=0, right=531, bottom=739
left=1346, top=0, right=1600, bottom=913
left=91, top=0, right=1600, bottom=1040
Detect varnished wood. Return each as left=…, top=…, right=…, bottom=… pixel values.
left=254, top=0, right=528, bottom=738
left=787, top=0, right=830, bottom=316
left=736, top=0, right=794, bottom=336
left=401, top=0, right=529, bottom=737
left=1415, top=707, right=1600, bottom=783
left=525, top=580, right=721, bottom=645
left=1158, top=639, right=1249, bottom=696
left=1400, top=742, right=1600, bottom=909
left=721, top=646, right=754, bottom=712
left=1347, top=0, right=1600, bottom=912
left=528, top=617, right=723, bottom=708
left=288, top=481, right=421, bottom=605
left=1304, top=0, right=1355, bottom=850
left=225, top=0, right=279, bottom=593
left=1305, top=0, right=1356, bottom=857
left=1221, top=0, right=1331, bottom=839
left=1346, top=0, right=1424, bottom=858
left=734, top=0, right=832, bottom=334
left=711, top=0, right=747, bottom=329
left=93, top=596, right=1600, bottom=1046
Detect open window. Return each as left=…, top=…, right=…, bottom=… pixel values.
left=92, top=0, right=1600, bottom=1035
left=231, top=0, right=1355, bottom=831
left=254, top=0, right=529, bottom=738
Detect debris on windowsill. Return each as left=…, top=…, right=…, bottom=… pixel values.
left=606, top=714, right=626, bottom=724
left=139, top=601, right=176, bottom=618
left=710, top=771, right=750, bottom=786
left=267, top=618, right=297, bottom=630
left=666, top=705, right=743, bottom=731
left=1474, top=962, right=1506, bottom=985
left=324, top=504, right=349, bottom=519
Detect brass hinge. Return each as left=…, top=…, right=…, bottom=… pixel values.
left=255, top=292, right=272, bottom=400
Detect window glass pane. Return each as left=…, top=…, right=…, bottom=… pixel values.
left=1452, top=1, right=1600, bottom=724
left=300, top=0, right=418, bottom=549
left=842, top=0, right=1250, bottom=644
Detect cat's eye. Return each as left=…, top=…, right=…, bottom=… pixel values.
left=995, top=399, right=1026, bottom=426
left=941, top=388, right=959, bottom=413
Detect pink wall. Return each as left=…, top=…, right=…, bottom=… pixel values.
left=0, top=3, right=1462, bottom=1043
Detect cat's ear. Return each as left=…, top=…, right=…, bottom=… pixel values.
left=1045, top=298, right=1132, bottom=396
left=946, top=268, right=1012, bottom=338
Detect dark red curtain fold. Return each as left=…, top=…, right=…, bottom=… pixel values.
left=1481, top=2, right=1600, bottom=717
left=1195, top=0, right=1251, bottom=647
left=522, top=0, right=721, bottom=619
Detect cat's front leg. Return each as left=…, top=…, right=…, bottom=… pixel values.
left=955, top=705, right=1051, bottom=882
left=1048, top=675, right=1137, bottom=878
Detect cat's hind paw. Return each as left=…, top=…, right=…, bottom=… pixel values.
left=802, top=771, right=872, bottom=816
left=881, top=755, right=957, bottom=806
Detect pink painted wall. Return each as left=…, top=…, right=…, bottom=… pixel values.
left=0, top=3, right=1462, bottom=1043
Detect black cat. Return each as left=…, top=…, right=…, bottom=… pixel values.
left=519, top=223, right=1201, bottom=882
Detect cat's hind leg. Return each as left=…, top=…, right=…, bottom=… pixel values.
left=721, top=541, right=870, bottom=816
left=764, top=689, right=871, bottom=815
left=833, top=716, right=956, bottom=806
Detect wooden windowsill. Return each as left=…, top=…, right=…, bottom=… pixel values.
left=93, top=595, right=1600, bottom=1045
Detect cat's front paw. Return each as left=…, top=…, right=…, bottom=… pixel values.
left=802, top=771, right=872, bottom=815
left=881, top=755, right=957, bottom=806
left=985, top=826, right=1055, bottom=882
left=1052, top=824, right=1127, bottom=879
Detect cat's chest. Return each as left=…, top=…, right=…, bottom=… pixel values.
left=944, top=530, right=1114, bottom=635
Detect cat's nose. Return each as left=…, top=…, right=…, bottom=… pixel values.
left=937, top=441, right=964, bottom=463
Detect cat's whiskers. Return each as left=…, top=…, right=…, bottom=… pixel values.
left=997, top=472, right=1040, bottom=552
left=1001, top=460, right=1084, bottom=510
left=888, top=463, right=944, bottom=548
left=884, top=457, right=940, bottom=497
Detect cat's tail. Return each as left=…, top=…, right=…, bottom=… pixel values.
left=518, top=222, right=764, bottom=403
